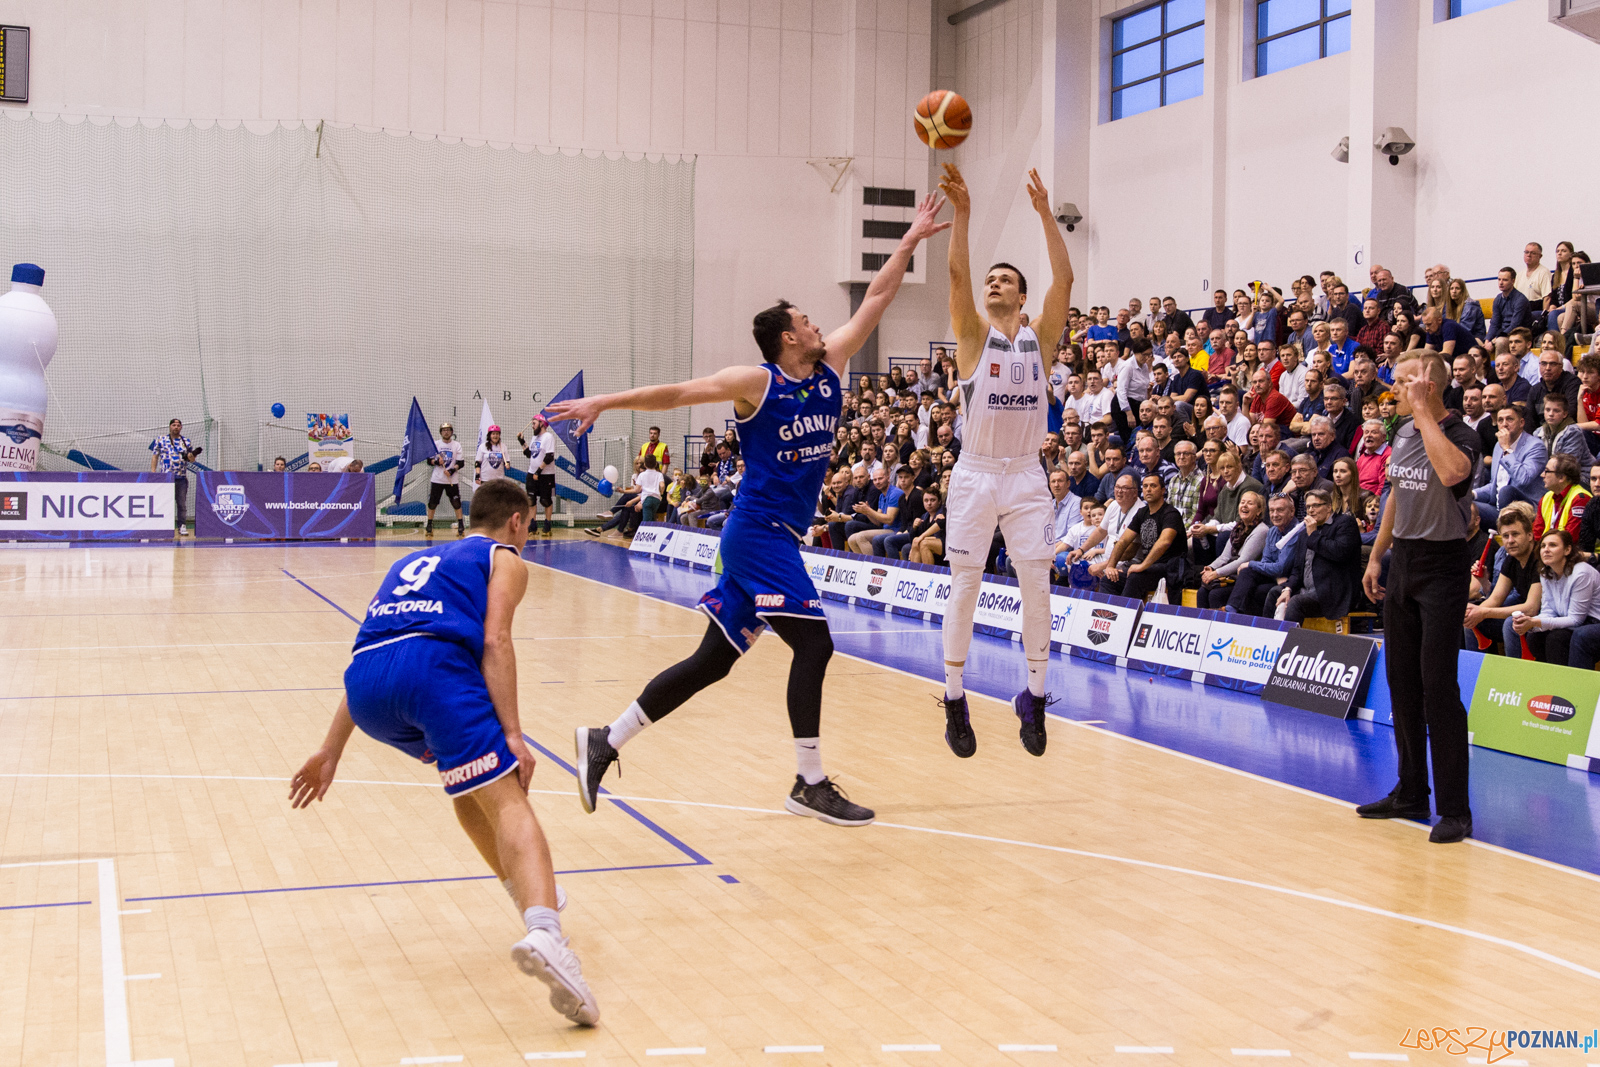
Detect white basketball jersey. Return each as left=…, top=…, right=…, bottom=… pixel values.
left=958, top=324, right=1048, bottom=460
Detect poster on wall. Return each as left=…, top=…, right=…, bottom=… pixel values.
left=307, top=413, right=353, bottom=465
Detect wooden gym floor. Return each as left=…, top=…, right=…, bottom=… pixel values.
left=2, top=540, right=1598, bottom=1067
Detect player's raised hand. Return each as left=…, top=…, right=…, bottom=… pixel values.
left=938, top=163, right=970, bottom=214
left=1026, top=168, right=1052, bottom=218
left=544, top=398, right=603, bottom=435
left=906, top=192, right=952, bottom=243
left=289, top=748, right=340, bottom=808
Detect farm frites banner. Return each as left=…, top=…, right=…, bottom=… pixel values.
left=1467, top=656, right=1600, bottom=768
left=196, top=471, right=376, bottom=541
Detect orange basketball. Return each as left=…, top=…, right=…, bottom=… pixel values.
left=914, top=90, right=971, bottom=150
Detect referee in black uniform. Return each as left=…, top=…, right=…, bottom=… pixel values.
left=1359, top=351, right=1480, bottom=844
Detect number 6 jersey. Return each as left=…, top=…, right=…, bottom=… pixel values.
left=352, top=535, right=520, bottom=659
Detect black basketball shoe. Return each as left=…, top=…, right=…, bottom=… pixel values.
left=1013, top=690, right=1052, bottom=757
left=1355, top=787, right=1430, bottom=821
left=574, top=726, right=619, bottom=814
left=785, top=775, right=875, bottom=827
left=941, top=695, right=976, bottom=758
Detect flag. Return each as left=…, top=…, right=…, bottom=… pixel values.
left=393, top=397, right=439, bottom=502
left=475, top=398, right=496, bottom=458
left=540, top=371, right=590, bottom=476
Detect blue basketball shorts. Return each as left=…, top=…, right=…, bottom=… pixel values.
left=343, top=634, right=518, bottom=796
left=699, top=510, right=826, bottom=655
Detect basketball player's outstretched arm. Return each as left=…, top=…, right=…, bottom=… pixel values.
left=1026, top=167, right=1073, bottom=353
left=822, top=192, right=949, bottom=376
left=289, top=697, right=357, bottom=808
left=484, top=549, right=538, bottom=791
left=544, top=365, right=773, bottom=434
left=939, top=163, right=987, bottom=381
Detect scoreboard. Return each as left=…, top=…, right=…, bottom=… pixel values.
left=0, top=25, right=28, bottom=104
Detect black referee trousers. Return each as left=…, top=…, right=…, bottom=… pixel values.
left=1384, top=537, right=1472, bottom=818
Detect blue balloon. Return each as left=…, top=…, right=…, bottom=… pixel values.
left=596, top=479, right=614, bottom=497
left=270, top=402, right=286, bottom=419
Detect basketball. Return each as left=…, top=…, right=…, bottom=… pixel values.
left=914, top=90, right=971, bottom=150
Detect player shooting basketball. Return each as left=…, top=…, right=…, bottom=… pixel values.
left=935, top=163, right=1074, bottom=759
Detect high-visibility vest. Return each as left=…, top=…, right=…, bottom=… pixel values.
left=1540, top=483, right=1590, bottom=535
left=639, top=441, right=669, bottom=466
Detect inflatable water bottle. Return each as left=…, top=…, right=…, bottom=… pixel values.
left=0, top=264, right=57, bottom=472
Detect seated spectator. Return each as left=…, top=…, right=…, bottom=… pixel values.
left=1557, top=252, right=1597, bottom=339
left=1489, top=267, right=1532, bottom=343
left=1247, top=367, right=1295, bottom=428
left=1355, top=419, right=1390, bottom=494
left=1492, top=349, right=1531, bottom=406
left=1286, top=452, right=1335, bottom=519
left=1510, top=530, right=1600, bottom=665
left=1044, top=467, right=1082, bottom=550
left=1422, top=306, right=1476, bottom=360
left=1188, top=450, right=1261, bottom=559
left=876, top=470, right=930, bottom=559
left=1355, top=298, right=1390, bottom=352
left=1516, top=241, right=1554, bottom=313
left=907, top=487, right=947, bottom=565
left=1532, top=453, right=1591, bottom=540
left=1447, top=276, right=1486, bottom=339
left=1390, top=308, right=1421, bottom=353
left=1257, top=447, right=1293, bottom=497
left=306, top=462, right=323, bottom=472
left=1464, top=502, right=1540, bottom=653
left=1289, top=368, right=1327, bottom=437
left=1098, top=444, right=1129, bottom=500
left=1534, top=394, right=1595, bottom=482
left=1474, top=405, right=1546, bottom=528
left=826, top=466, right=873, bottom=548
left=272, top=455, right=289, bottom=472
left=844, top=466, right=901, bottom=553
left=1198, top=490, right=1268, bottom=609
left=807, top=469, right=849, bottom=546
left=1328, top=457, right=1365, bottom=521
left=1369, top=266, right=1419, bottom=323
left=1167, top=350, right=1207, bottom=413
left=1321, top=383, right=1361, bottom=452
left=1441, top=353, right=1484, bottom=411
left=1098, top=473, right=1187, bottom=601
left=1583, top=463, right=1600, bottom=553
left=1201, top=289, right=1232, bottom=334
left=1076, top=474, right=1141, bottom=575
left=1305, top=415, right=1351, bottom=480
left=629, top=454, right=666, bottom=528
left=1273, top=489, right=1362, bottom=623
left=1166, top=440, right=1205, bottom=527
left=1326, top=280, right=1363, bottom=334
left=1129, top=433, right=1177, bottom=484
left=1528, top=348, right=1581, bottom=432
left=1216, top=385, right=1252, bottom=447
left=1226, top=493, right=1303, bottom=615
left=590, top=479, right=644, bottom=536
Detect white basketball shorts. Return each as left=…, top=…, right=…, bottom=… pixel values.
left=943, top=452, right=1055, bottom=565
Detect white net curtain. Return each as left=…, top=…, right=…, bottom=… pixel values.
left=0, top=112, right=695, bottom=511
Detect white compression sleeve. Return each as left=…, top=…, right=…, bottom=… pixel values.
left=942, top=563, right=985, bottom=678
left=1012, top=558, right=1054, bottom=696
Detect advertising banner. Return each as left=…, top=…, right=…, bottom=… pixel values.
left=1065, top=591, right=1142, bottom=663
left=1194, top=617, right=1293, bottom=693
left=0, top=471, right=174, bottom=541
left=1125, top=602, right=1215, bottom=679
left=1359, top=645, right=1486, bottom=728
left=307, top=413, right=353, bottom=466
left=1264, top=629, right=1377, bottom=719
left=1466, top=656, right=1600, bottom=768
left=195, top=471, right=376, bottom=540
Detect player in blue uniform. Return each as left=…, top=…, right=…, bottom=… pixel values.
left=546, top=194, right=948, bottom=827
left=287, top=480, right=600, bottom=1026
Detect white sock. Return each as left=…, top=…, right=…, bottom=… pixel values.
left=944, top=662, right=965, bottom=700
left=794, top=738, right=825, bottom=785
left=523, top=905, right=562, bottom=936
left=1027, top=658, right=1047, bottom=698
left=607, top=701, right=652, bottom=749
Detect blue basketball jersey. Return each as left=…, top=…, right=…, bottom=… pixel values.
left=734, top=362, right=841, bottom=534
left=353, top=535, right=517, bottom=659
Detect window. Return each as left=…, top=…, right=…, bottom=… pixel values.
left=1449, top=0, right=1515, bottom=16
left=1255, top=0, right=1350, bottom=77
left=1110, top=0, right=1205, bottom=121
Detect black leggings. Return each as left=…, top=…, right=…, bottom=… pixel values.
left=636, top=616, right=833, bottom=739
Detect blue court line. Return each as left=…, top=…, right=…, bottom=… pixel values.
left=520, top=734, right=713, bottom=867
left=0, top=686, right=343, bottom=702
left=0, top=900, right=90, bottom=911
left=123, top=862, right=703, bottom=903
left=282, top=568, right=362, bottom=624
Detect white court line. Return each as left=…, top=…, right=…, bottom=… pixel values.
left=0, top=857, right=138, bottom=1066
left=274, top=1062, right=339, bottom=1066
left=645, top=1049, right=706, bottom=1056
left=124, top=973, right=161, bottom=981
left=999, top=1044, right=1058, bottom=1052
left=525, top=1054, right=586, bottom=1060
left=1348, top=1055, right=1408, bottom=1062
left=882, top=1045, right=941, bottom=1052
left=16, top=772, right=1600, bottom=987
left=764, top=1046, right=824, bottom=1053
left=532, top=558, right=1600, bottom=888
left=1466, top=1060, right=1528, bottom=1066
left=1115, top=1048, right=1175, bottom=1054
left=1232, top=1051, right=1291, bottom=1058
left=120, top=908, right=151, bottom=915
left=400, top=1058, right=463, bottom=1065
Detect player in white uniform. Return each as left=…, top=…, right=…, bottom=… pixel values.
left=519, top=419, right=560, bottom=536
left=427, top=422, right=467, bottom=537
left=936, top=163, right=1073, bottom=759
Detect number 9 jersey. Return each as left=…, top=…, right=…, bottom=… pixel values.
left=352, top=535, right=520, bottom=659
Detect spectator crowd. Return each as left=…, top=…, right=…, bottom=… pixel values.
left=602, top=242, right=1598, bottom=668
